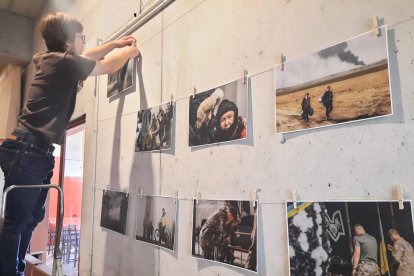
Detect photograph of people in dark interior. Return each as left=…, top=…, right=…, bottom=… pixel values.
left=189, top=78, right=248, bottom=147
left=192, top=199, right=257, bottom=272
left=286, top=201, right=414, bottom=276
left=107, top=58, right=136, bottom=97
left=135, top=102, right=174, bottom=152
left=100, top=190, right=129, bottom=235
left=135, top=195, right=177, bottom=251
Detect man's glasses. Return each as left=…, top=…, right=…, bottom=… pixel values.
left=76, top=34, right=86, bottom=44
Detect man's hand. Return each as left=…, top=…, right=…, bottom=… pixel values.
left=387, top=244, right=393, bottom=251
left=114, top=35, right=137, bottom=48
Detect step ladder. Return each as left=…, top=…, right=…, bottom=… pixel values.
left=0, top=184, right=65, bottom=276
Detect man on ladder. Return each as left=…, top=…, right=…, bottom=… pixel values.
left=0, top=12, right=140, bottom=276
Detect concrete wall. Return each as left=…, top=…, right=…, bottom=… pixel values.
left=0, top=9, right=33, bottom=66
left=0, top=65, right=20, bottom=139
left=25, top=0, right=414, bottom=275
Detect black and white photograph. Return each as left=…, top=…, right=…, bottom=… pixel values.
left=189, top=78, right=248, bottom=146
left=287, top=201, right=414, bottom=276
left=135, top=102, right=174, bottom=152
left=107, top=58, right=136, bottom=98
left=100, top=190, right=129, bottom=235
left=192, top=199, right=257, bottom=272
left=275, top=26, right=392, bottom=133
left=135, top=195, right=177, bottom=250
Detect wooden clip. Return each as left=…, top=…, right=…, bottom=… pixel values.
left=397, top=185, right=404, bottom=210
left=243, top=69, right=248, bottom=84
left=253, top=189, right=261, bottom=208
left=280, top=136, right=286, bottom=144
left=174, top=190, right=178, bottom=204
left=193, top=87, right=197, bottom=98
left=139, top=187, right=143, bottom=199
left=292, top=189, right=298, bottom=209
left=281, top=54, right=285, bottom=71
left=371, top=16, right=381, bottom=36
left=170, top=94, right=174, bottom=102
left=196, top=191, right=201, bottom=205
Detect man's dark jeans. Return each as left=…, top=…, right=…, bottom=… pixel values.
left=0, top=132, right=54, bottom=276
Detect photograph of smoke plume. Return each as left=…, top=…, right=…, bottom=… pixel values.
left=192, top=199, right=257, bottom=272
left=189, top=78, right=248, bottom=146
left=286, top=201, right=414, bottom=276
left=135, top=102, right=174, bottom=152
left=100, top=190, right=129, bottom=235
left=107, top=58, right=136, bottom=98
left=135, top=195, right=177, bottom=251
left=275, top=26, right=391, bottom=134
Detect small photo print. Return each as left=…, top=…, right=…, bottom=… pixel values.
left=189, top=78, right=248, bottom=146
left=275, top=26, right=391, bottom=133
left=135, top=102, right=174, bottom=152
left=192, top=199, right=257, bottom=272
left=100, top=190, right=129, bottom=235
left=286, top=201, right=414, bottom=276
left=135, top=195, right=177, bottom=251
left=107, top=58, right=136, bottom=98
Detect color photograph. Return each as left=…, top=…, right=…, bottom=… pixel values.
left=107, top=58, right=136, bottom=98
left=135, top=195, right=177, bottom=251
left=189, top=78, right=248, bottom=146
left=100, top=190, right=129, bottom=235
left=192, top=199, right=257, bottom=272
left=286, top=201, right=414, bottom=276
left=135, top=102, right=174, bottom=152
left=275, top=26, right=391, bottom=133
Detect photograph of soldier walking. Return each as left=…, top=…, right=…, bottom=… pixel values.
left=107, top=58, right=136, bottom=98
left=275, top=25, right=391, bottom=133
left=100, top=190, right=129, bottom=235
left=189, top=78, right=248, bottom=147
left=135, top=195, right=177, bottom=251
left=135, top=102, right=174, bottom=152
left=286, top=201, right=414, bottom=276
left=192, top=199, right=257, bottom=272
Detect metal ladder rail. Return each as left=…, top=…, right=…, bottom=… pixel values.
left=0, top=184, right=64, bottom=276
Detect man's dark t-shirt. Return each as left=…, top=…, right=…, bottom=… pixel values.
left=18, top=51, right=96, bottom=145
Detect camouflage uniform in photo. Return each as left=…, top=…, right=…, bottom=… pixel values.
left=391, top=238, right=414, bottom=276
left=356, top=260, right=381, bottom=276
left=199, top=208, right=229, bottom=260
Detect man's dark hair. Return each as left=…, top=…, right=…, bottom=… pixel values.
left=39, top=12, right=83, bottom=52
left=227, top=206, right=238, bottom=219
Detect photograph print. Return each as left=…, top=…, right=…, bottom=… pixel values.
left=275, top=26, right=391, bottom=133
left=135, top=195, right=177, bottom=250
left=192, top=199, right=257, bottom=272
left=287, top=201, right=414, bottom=276
left=100, top=190, right=129, bottom=235
left=107, top=58, right=136, bottom=98
left=135, top=102, right=174, bottom=152
left=189, top=78, right=248, bottom=146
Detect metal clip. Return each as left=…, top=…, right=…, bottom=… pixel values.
left=253, top=189, right=261, bottom=208
left=174, top=190, right=178, bottom=204
left=292, top=189, right=298, bottom=209
left=196, top=191, right=201, bottom=205
left=192, top=87, right=197, bottom=98
left=243, top=69, right=248, bottom=84
left=281, top=54, right=285, bottom=71
left=397, top=185, right=404, bottom=210
left=371, top=16, right=381, bottom=36
left=139, top=187, right=143, bottom=199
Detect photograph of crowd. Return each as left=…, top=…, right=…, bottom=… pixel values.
left=275, top=26, right=391, bottom=133
left=107, top=58, right=136, bottom=98
left=189, top=78, right=248, bottom=146
left=287, top=201, right=414, bottom=276
left=135, top=195, right=177, bottom=250
left=135, top=102, right=174, bottom=152
left=100, top=190, right=129, bottom=235
left=192, top=199, right=257, bottom=272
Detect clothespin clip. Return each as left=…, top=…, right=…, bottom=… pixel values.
left=192, top=87, right=197, bottom=98
left=139, top=187, right=143, bottom=199
left=170, top=94, right=174, bottom=103
left=292, top=189, right=298, bottom=209
left=280, top=136, right=286, bottom=144
left=280, top=54, right=285, bottom=71
left=370, top=16, right=381, bottom=37
left=243, top=69, right=248, bottom=85
left=196, top=191, right=201, bottom=205
left=253, top=189, right=261, bottom=208
left=397, top=185, right=404, bottom=210
left=174, top=190, right=178, bottom=204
